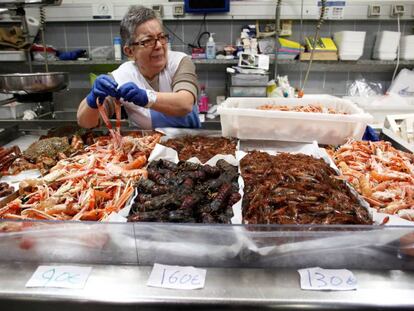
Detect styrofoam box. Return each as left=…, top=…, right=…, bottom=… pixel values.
left=374, top=31, right=401, bottom=53
left=373, top=51, right=396, bottom=60
left=401, top=35, right=414, bottom=46
left=338, top=52, right=363, bottom=61
left=334, top=31, right=366, bottom=43
left=400, top=50, right=414, bottom=60
left=218, top=95, right=373, bottom=144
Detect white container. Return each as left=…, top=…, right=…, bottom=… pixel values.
left=218, top=95, right=373, bottom=144
left=400, top=35, right=414, bottom=46
left=338, top=52, right=363, bottom=61
left=334, top=31, right=366, bottom=61
left=334, top=31, right=366, bottom=43
left=400, top=50, right=414, bottom=60
left=373, top=51, right=396, bottom=60
left=374, top=31, right=401, bottom=53
left=400, top=36, right=414, bottom=60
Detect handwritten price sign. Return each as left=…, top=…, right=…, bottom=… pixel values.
left=26, top=266, right=92, bottom=289
left=147, top=263, right=206, bottom=290
left=298, top=267, right=357, bottom=291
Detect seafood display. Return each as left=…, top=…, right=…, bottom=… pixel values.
left=5, top=135, right=86, bottom=176
left=0, top=146, right=21, bottom=174
left=329, top=140, right=414, bottom=221
left=256, top=104, right=348, bottom=114
left=129, top=159, right=240, bottom=223
left=0, top=132, right=162, bottom=221
left=162, top=136, right=237, bottom=163
left=241, top=151, right=372, bottom=225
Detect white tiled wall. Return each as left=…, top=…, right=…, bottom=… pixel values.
left=40, top=18, right=414, bottom=110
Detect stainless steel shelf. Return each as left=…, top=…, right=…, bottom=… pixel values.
left=1, top=59, right=413, bottom=73
left=1, top=262, right=414, bottom=310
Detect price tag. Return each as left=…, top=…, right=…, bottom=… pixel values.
left=298, top=267, right=357, bottom=291
left=147, top=263, right=206, bottom=290
left=26, top=266, right=92, bottom=289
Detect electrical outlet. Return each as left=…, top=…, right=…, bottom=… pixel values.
left=152, top=5, right=164, bottom=18
left=173, top=4, right=185, bottom=17
left=368, top=5, right=381, bottom=17
left=391, top=4, right=405, bottom=16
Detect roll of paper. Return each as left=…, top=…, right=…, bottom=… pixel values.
left=26, top=16, right=40, bottom=41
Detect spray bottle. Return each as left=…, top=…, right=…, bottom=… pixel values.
left=206, top=33, right=216, bottom=59
left=198, top=85, right=209, bottom=113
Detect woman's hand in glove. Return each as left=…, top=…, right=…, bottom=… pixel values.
left=86, top=75, right=118, bottom=109
left=118, top=82, right=149, bottom=107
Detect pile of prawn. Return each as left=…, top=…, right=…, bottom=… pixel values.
left=328, top=139, right=414, bottom=221
left=256, top=104, right=347, bottom=114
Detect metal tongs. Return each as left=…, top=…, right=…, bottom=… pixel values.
left=96, top=97, right=123, bottom=148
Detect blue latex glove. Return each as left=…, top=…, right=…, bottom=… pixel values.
left=57, top=49, right=86, bottom=60
left=118, top=82, right=148, bottom=107
left=86, top=75, right=118, bottom=109
left=362, top=125, right=380, bottom=141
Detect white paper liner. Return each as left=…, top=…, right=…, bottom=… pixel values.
left=144, top=143, right=241, bottom=223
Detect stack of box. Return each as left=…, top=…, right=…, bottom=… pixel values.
left=276, top=38, right=304, bottom=60
left=373, top=31, right=401, bottom=60
left=333, top=31, right=366, bottom=61
left=400, top=35, right=414, bottom=60
left=228, top=73, right=269, bottom=97
left=300, top=37, right=338, bottom=60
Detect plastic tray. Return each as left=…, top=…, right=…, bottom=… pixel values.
left=217, top=95, right=373, bottom=144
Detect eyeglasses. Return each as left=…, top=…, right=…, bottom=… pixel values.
left=130, top=34, right=169, bottom=48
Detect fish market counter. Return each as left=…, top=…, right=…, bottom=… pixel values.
left=0, top=129, right=414, bottom=310
left=1, top=262, right=414, bottom=311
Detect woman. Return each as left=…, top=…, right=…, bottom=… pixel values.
left=77, top=5, right=200, bottom=129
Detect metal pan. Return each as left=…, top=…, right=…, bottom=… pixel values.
left=0, top=72, right=69, bottom=94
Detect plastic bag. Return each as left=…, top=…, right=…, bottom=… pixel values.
left=347, top=76, right=384, bottom=97
left=267, top=76, right=295, bottom=98
left=388, top=68, right=414, bottom=96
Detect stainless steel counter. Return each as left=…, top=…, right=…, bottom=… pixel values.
left=1, top=262, right=414, bottom=310
left=0, top=114, right=221, bottom=132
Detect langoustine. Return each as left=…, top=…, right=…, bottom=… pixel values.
left=0, top=132, right=162, bottom=222
left=329, top=139, right=414, bottom=221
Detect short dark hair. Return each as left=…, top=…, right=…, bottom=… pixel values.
left=120, top=5, right=162, bottom=46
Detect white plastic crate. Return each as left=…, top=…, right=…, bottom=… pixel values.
left=217, top=95, right=373, bottom=144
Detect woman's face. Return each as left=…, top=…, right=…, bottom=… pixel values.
left=125, top=19, right=168, bottom=79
